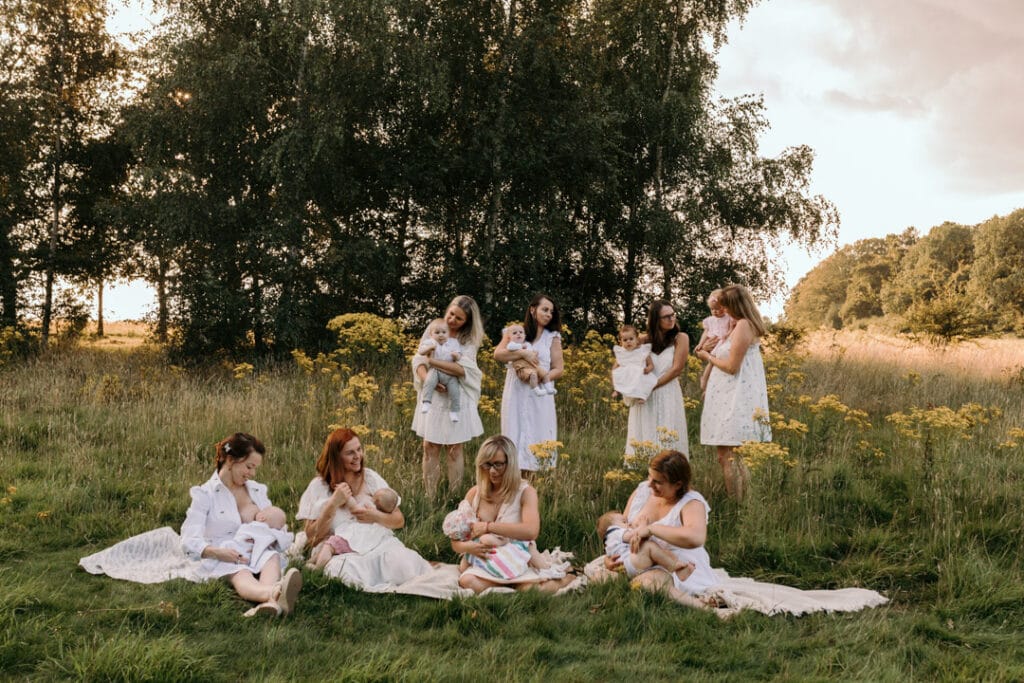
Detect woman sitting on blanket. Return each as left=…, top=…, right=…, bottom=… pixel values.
left=180, top=432, right=303, bottom=617
left=297, top=427, right=432, bottom=591
left=453, top=435, right=577, bottom=594
left=602, top=449, right=720, bottom=610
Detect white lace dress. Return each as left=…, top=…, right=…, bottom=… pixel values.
left=501, top=328, right=559, bottom=471
left=625, top=342, right=688, bottom=458
left=700, top=337, right=771, bottom=446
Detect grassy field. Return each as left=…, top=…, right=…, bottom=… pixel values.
left=2, top=324, right=1023, bottom=681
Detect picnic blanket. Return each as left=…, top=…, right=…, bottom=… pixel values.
left=583, top=555, right=888, bottom=616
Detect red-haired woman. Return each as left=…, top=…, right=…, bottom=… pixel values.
left=297, top=428, right=431, bottom=590
left=181, top=433, right=302, bottom=617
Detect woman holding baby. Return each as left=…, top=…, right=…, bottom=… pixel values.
left=298, top=427, right=431, bottom=590
left=602, top=450, right=718, bottom=608
left=412, top=295, right=486, bottom=497
left=494, top=294, right=564, bottom=475
left=452, top=435, right=577, bottom=593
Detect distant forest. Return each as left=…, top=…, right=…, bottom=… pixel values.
left=783, top=208, right=1024, bottom=340
left=1, top=0, right=839, bottom=359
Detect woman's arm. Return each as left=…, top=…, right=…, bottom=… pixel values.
left=303, top=483, right=351, bottom=547
left=630, top=499, right=707, bottom=551
left=478, top=485, right=541, bottom=541
left=545, top=335, right=564, bottom=382
left=652, top=334, right=689, bottom=389
left=426, top=356, right=465, bottom=378
left=352, top=505, right=404, bottom=529
left=695, top=320, right=754, bottom=375
left=494, top=332, right=535, bottom=363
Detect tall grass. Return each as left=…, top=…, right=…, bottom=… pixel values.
left=1, top=327, right=1023, bottom=680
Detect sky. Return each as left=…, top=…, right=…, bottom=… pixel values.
left=101, top=0, right=1024, bottom=320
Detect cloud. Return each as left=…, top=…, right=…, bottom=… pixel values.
left=816, top=0, right=1024, bottom=192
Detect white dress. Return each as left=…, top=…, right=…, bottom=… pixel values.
left=612, top=343, right=658, bottom=406
left=627, top=482, right=718, bottom=595
left=700, top=337, right=771, bottom=446
left=625, top=341, right=688, bottom=457
left=296, top=469, right=432, bottom=592
left=501, top=328, right=559, bottom=471
left=411, top=326, right=484, bottom=444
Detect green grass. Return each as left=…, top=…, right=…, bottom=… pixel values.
left=2, top=332, right=1024, bottom=681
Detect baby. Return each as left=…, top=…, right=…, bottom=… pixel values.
left=506, top=324, right=555, bottom=396
left=418, top=318, right=463, bottom=422
left=309, top=488, right=399, bottom=570
left=696, top=290, right=736, bottom=393
left=222, top=505, right=294, bottom=572
left=611, top=324, right=657, bottom=406
left=597, top=510, right=694, bottom=582
left=443, top=501, right=552, bottom=580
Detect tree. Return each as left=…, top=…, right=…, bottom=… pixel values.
left=970, top=209, right=1024, bottom=333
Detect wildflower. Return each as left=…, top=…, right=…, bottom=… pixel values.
left=291, top=349, right=315, bottom=374
left=350, top=424, right=372, bottom=438
left=37, top=510, right=51, bottom=519
left=377, top=430, right=396, bottom=440
left=6, top=485, right=15, bottom=495
left=232, top=363, right=254, bottom=379
left=342, top=372, right=379, bottom=405
left=735, top=441, right=793, bottom=470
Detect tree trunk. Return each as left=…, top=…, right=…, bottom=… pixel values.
left=42, top=126, right=62, bottom=347
left=252, top=273, right=265, bottom=354
left=155, top=256, right=168, bottom=343
left=96, top=279, right=104, bottom=336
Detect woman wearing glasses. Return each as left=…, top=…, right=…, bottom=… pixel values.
left=452, top=435, right=577, bottom=593
left=624, top=299, right=690, bottom=461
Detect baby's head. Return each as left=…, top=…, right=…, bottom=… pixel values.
left=373, top=488, right=399, bottom=514
left=597, top=510, right=627, bottom=538
left=618, top=325, right=640, bottom=351
left=442, top=507, right=474, bottom=541
left=708, top=289, right=726, bottom=318
left=429, top=318, right=450, bottom=344
left=506, top=324, right=526, bottom=344
left=255, top=505, right=287, bottom=530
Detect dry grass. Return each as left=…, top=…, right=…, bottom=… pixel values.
left=803, top=329, right=1024, bottom=382
left=81, top=321, right=153, bottom=349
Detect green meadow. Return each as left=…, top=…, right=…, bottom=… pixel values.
left=2, top=324, right=1024, bottom=681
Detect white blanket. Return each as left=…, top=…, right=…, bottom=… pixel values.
left=79, top=528, right=584, bottom=599
left=583, top=555, right=888, bottom=616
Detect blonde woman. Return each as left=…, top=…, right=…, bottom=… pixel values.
left=695, top=284, right=772, bottom=500
left=412, top=295, right=486, bottom=497
left=452, top=435, right=576, bottom=593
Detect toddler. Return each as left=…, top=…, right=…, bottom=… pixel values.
left=221, top=505, right=294, bottom=573
left=443, top=501, right=552, bottom=580
left=505, top=323, right=555, bottom=396
left=418, top=318, right=463, bottom=422
left=610, top=324, right=657, bottom=406
left=696, top=290, right=736, bottom=393
left=309, top=488, right=400, bottom=570
left=597, top=510, right=694, bottom=582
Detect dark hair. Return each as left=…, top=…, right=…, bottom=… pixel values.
left=524, top=294, right=560, bottom=341
left=646, top=299, right=679, bottom=355
left=215, top=433, right=266, bottom=471
left=649, top=450, right=691, bottom=500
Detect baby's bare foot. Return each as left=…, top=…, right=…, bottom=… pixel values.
left=674, top=562, right=695, bottom=582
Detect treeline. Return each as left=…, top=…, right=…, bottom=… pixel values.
left=1, top=0, right=838, bottom=358
left=783, top=209, right=1024, bottom=339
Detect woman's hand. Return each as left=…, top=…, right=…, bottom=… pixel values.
left=469, top=520, right=489, bottom=538
left=629, top=522, right=650, bottom=553
left=604, top=553, right=624, bottom=572
left=464, top=541, right=494, bottom=560
left=331, top=482, right=352, bottom=506
left=205, top=546, right=245, bottom=564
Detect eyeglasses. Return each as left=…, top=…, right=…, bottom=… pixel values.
left=481, top=461, right=507, bottom=471
left=659, top=312, right=676, bottom=320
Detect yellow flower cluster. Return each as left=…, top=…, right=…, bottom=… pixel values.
left=342, top=372, right=380, bottom=405
left=735, top=441, right=794, bottom=470
left=999, top=427, right=1024, bottom=449
left=527, top=440, right=562, bottom=469
left=603, top=469, right=643, bottom=484
left=327, top=313, right=407, bottom=360
left=232, top=362, right=254, bottom=379
left=885, top=404, right=992, bottom=442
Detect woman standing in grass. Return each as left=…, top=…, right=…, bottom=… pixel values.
left=495, top=294, right=564, bottom=476
left=625, top=299, right=690, bottom=460
left=604, top=450, right=718, bottom=608
left=453, top=435, right=577, bottom=593
left=181, top=432, right=302, bottom=617
left=298, top=428, right=431, bottom=590
left=695, top=284, right=771, bottom=500
left=412, top=295, right=486, bottom=497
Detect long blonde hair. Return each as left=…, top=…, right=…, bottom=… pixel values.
left=719, top=284, right=766, bottom=337
left=448, top=295, right=484, bottom=347
left=474, top=435, right=521, bottom=504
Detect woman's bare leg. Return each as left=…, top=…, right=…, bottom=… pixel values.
left=459, top=572, right=499, bottom=594
left=230, top=568, right=277, bottom=603
left=423, top=440, right=441, bottom=497
left=717, top=446, right=740, bottom=500
left=445, top=443, right=464, bottom=494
